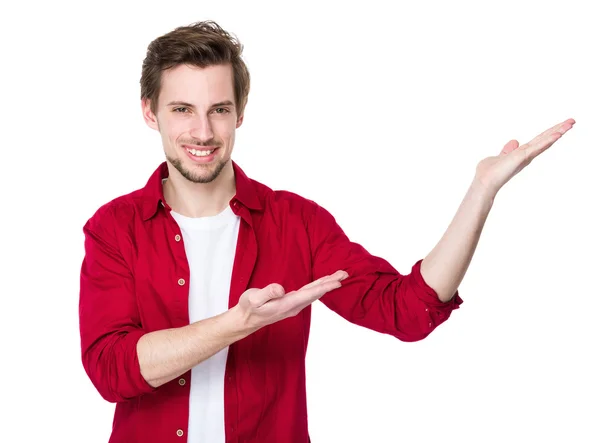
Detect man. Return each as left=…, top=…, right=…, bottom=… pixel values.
left=79, top=20, right=575, bottom=443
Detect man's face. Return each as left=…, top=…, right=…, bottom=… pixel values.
left=142, top=63, right=243, bottom=183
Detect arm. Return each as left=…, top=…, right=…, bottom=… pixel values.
left=309, top=203, right=462, bottom=342
left=136, top=312, right=248, bottom=388
left=421, top=118, right=575, bottom=302
left=138, top=276, right=347, bottom=387
left=420, top=181, right=493, bottom=302
left=79, top=220, right=248, bottom=401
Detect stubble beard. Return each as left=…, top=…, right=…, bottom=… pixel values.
left=166, top=153, right=228, bottom=184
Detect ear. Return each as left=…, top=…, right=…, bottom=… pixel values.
left=236, top=113, right=244, bottom=129
left=141, top=98, right=159, bottom=131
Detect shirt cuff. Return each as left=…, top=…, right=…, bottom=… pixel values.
left=411, top=259, right=463, bottom=311
left=120, top=329, right=159, bottom=398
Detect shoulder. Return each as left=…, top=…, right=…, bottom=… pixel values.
left=250, top=178, right=322, bottom=221
left=83, top=187, right=146, bottom=237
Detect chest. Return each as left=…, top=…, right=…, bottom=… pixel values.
left=128, top=212, right=314, bottom=331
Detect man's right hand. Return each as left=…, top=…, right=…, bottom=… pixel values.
left=135, top=271, right=348, bottom=388
left=233, top=270, right=349, bottom=333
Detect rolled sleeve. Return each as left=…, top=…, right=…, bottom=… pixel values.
left=410, top=259, right=463, bottom=310
left=404, top=258, right=463, bottom=334
left=79, top=213, right=157, bottom=403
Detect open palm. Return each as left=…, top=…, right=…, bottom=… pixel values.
left=475, top=118, right=575, bottom=195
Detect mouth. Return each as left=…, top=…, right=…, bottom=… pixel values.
left=182, top=144, right=220, bottom=163
left=184, top=145, right=217, bottom=157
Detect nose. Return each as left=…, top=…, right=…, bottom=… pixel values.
left=189, top=115, right=214, bottom=143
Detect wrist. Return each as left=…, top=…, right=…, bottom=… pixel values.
left=468, top=179, right=497, bottom=209
left=227, top=305, right=259, bottom=338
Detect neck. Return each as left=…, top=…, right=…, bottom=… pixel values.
left=163, top=161, right=236, bottom=218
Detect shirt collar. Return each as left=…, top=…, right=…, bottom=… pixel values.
left=140, top=161, right=263, bottom=221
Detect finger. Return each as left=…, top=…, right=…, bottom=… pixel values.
left=522, top=130, right=566, bottom=157
left=298, top=270, right=349, bottom=290
left=519, top=119, right=575, bottom=159
left=249, top=283, right=285, bottom=307
left=285, top=279, right=343, bottom=309
left=500, top=139, right=519, bottom=155
left=523, top=118, right=575, bottom=150
left=534, top=118, right=575, bottom=140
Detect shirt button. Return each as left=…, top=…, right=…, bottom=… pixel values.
left=176, top=429, right=184, bottom=437
left=178, top=378, right=186, bottom=386
left=425, top=308, right=429, bottom=312
left=178, top=278, right=185, bottom=286
left=428, top=322, right=432, bottom=327
left=175, top=234, right=181, bottom=242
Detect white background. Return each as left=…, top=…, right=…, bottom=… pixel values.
left=1, top=0, right=599, bottom=442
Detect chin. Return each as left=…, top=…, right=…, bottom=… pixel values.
left=174, top=158, right=227, bottom=184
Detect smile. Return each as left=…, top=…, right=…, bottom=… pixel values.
left=186, top=147, right=215, bottom=157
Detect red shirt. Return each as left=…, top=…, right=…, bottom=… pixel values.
left=79, top=162, right=462, bottom=443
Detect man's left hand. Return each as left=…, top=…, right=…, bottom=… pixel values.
left=474, top=118, right=576, bottom=197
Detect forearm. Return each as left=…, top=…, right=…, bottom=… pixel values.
left=137, top=307, right=251, bottom=388
left=420, top=179, right=495, bottom=302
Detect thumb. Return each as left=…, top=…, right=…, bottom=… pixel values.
left=500, top=139, right=519, bottom=155
left=252, top=283, right=285, bottom=306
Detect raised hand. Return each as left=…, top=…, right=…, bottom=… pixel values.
left=474, top=118, right=576, bottom=196
left=234, top=271, right=349, bottom=333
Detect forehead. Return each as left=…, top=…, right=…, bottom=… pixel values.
left=158, top=63, right=235, bottom=107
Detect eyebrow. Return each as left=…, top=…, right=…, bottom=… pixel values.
left=166, top=100, right=235, bottom=108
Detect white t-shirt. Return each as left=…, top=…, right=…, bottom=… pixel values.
left=171, top=205, right=240, bottom=443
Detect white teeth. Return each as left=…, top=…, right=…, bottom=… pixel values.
left=187, top=148, right=215, bottom=157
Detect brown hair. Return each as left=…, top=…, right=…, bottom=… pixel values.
left=140, top=20, right=250, bottom=116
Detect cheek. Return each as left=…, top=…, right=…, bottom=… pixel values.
left=161, top=130, right=177, bottom=147
left=217, top=121, right=237, bottom=144
left=163, top=122, right=188, bottom=146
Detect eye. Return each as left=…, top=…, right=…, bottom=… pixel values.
left=173, top=107, right=189, bottom=113
left=213, top=107, right=230, bottom=114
